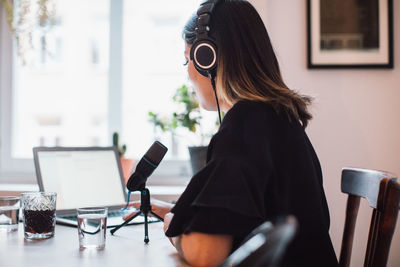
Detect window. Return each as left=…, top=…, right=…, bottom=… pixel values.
left=12, top=0, right=110, bottom=158
left=0, top=0, right=203, bottom=183
left=121, top=0, right=205, bottom=160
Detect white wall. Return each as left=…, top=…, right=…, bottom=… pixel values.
left=250, top=0, right=400, bottom=266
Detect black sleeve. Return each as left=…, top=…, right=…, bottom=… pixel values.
left=165, top=157, right=266, bottom=239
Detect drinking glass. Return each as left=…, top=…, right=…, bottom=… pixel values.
left=21, top=192, right=57, bottom=239
left=0, top=196, right=20, bottom=232
left=77, top=207, right=108, bottom=249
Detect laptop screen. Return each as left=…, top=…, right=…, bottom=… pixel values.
left=34, top=148, right=126, bottom=211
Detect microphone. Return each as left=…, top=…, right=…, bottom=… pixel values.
left=126, top=141, right=168, bottom=191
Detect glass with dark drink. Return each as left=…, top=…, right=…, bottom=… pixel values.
left=21, top=192, right=57, bottom=239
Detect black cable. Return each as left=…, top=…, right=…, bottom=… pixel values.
left=209, top=73, right=222, bottom=124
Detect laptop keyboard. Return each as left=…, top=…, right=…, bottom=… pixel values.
left=59, top=208, right=160, bottom=227
left=63, top=209, right=136, bottom=221
left=109, top=209, right=133, bottom=217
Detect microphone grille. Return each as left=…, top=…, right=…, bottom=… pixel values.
left=144, top=141, right=168, bottom=165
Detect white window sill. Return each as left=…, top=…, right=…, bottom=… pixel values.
left=0, top=183, right=186, bottom=202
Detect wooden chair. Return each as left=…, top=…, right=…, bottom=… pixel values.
left=339, top=167, right=399, bottom=267
left=220, top=215, right=298, bottom=267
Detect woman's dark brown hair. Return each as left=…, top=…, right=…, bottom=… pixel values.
left=183, top=0, right=313, bottom=128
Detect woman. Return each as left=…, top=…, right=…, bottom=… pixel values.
left=127, top=1, right=338, bottom=266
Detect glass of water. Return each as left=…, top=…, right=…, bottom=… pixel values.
left=0, top=196, right=20, bottom=232
left=77, top=207, right=108, bottom=250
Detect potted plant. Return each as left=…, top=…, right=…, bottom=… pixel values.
left=112, top=132, right=136, bottom=184
left=148, top=84, right=217, bottom=175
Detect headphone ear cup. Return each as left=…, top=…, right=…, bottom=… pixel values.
left=190, top=39, right=217, bottom=77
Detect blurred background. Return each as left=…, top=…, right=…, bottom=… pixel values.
left=1, top=0, right=399, bottom=266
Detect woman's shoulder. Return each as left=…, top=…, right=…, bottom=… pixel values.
left=222, top=100, right=285, bottom=130
left=227, top=100, right=273, bottom=115
left=215, top=100, right=305, bottom=150
left=210, top=101, right=280, bottom=153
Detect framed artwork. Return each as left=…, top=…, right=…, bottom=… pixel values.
left=307, top=0, right=393, bottom=69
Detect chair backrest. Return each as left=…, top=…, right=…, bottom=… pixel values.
left=220, top=215, right=298, bottom=267
left=339, top=167, right=398, bottom=267
left=369, top=178, right=400, bottom=267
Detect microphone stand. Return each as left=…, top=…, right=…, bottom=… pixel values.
left=110, top=187, right=163, bottom=243
left=110, top=141, right=168, bottom=243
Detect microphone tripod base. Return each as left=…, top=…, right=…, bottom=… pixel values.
left=110, top=188, right=163, bottom=243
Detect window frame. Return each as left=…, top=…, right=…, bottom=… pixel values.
left=0, top=4, right=34, bottom=182
left=0, top=1, right=191, bottom=185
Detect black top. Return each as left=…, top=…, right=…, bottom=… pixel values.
left=165, top=100, right=338, bottom=267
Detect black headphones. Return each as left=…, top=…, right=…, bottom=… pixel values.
left=190, top=0, right=219, bottom=78
left=190, top=0, right=222, bottom=124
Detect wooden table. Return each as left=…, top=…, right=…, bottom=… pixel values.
left=0, top=222, right=188, bottom=267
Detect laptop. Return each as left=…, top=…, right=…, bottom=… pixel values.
left=32, top=146, right=158, bottom=227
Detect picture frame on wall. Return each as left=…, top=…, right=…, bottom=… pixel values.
left=307, top=0, right=393, bottom=69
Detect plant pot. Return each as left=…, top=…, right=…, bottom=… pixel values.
left=120, top=157, right=137, bottom=185
left=188, top=146, right=208, bottom=175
